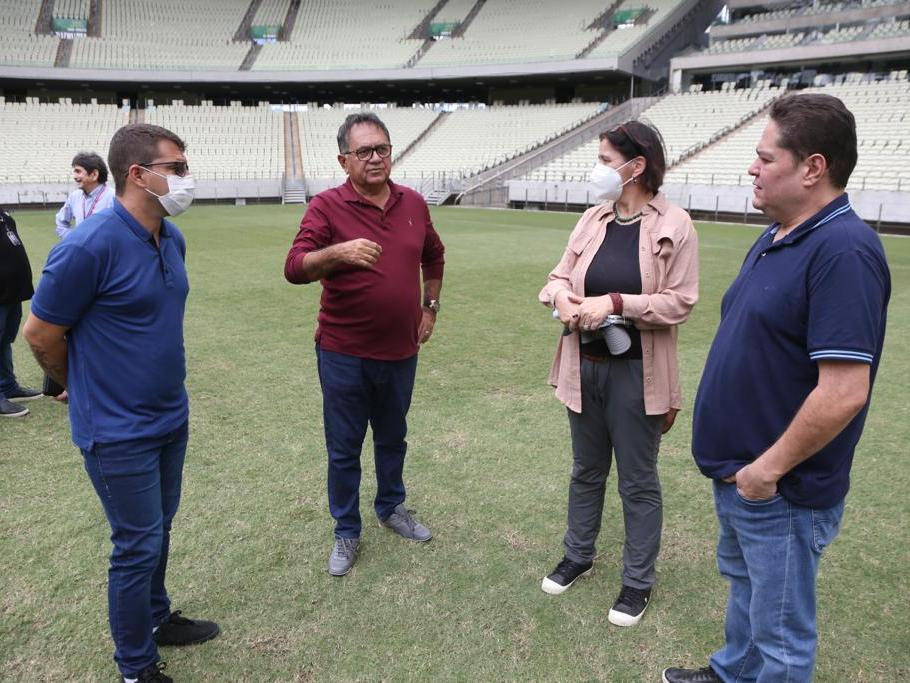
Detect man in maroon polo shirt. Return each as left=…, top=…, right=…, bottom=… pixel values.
left=284, top=112, right=445, bottom=576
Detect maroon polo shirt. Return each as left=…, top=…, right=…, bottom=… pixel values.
left=284, top=178, right=445, bottom=361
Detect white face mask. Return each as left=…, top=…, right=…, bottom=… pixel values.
left=143, top=168, right=196, bottom=216
left=589, top=159, right=635, bottom=202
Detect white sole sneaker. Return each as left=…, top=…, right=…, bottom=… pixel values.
left=540, top=565, right=593, bottom=595
left=0, top=407, right=29, bottom=417
left=8, top=394, right=43, bottom=402
left=608, top=602, right=648, bottom=627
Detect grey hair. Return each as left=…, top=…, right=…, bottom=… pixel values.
left=336, top=112, right=391, bottom=153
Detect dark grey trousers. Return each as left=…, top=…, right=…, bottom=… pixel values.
left=564, top=357, right=664, bottom=590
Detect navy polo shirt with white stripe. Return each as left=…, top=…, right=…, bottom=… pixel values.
left=31, top=200, right=190, bottom=450
left=692, top=194, right=890, bottom=508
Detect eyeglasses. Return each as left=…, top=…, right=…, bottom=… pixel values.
left=141, top=161, right=191, bottom=177
left=342, top=144, right=392, bottom=161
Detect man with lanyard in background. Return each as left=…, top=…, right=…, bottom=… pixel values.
left=55, top=152, right=114, bottom=239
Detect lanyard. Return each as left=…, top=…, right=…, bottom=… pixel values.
left=82, top=186, right=107, bottom=219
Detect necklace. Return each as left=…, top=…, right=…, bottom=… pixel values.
left=614, top=208, right=642, bottom=225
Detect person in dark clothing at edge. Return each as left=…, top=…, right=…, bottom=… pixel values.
left=0, top=208, right=41, bottom=417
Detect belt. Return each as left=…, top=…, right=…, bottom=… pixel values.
left=581, top=352, right=610, bottom=363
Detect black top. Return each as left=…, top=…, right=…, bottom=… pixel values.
left=0, top=210, right=33, bottom=305
left=582, top=219, right=642, bottom=359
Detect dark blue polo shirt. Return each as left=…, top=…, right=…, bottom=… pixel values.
left=31, top=200, right=190, bottom=450
left=692, top=194, right=890, bottom=508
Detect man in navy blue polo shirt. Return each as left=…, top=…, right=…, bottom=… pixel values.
left=24, top=124, right=219, bottom=683
left=663, top=95, right=890, bottom=683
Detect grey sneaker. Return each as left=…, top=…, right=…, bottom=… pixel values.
left=0, top=398, right=29, bottom=418
left=7, top=386, right=42, bottom=402
left=379, top=504, right=432, bottom=542
left=328, top=536, right=359, bottom=576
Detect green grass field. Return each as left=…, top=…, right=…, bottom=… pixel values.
left=1, top=204, right=907, bottom=682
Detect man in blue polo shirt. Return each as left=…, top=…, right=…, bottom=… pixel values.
left=662, top=95, right=890, bottom=683
left=24, top=124, right=218, bottom=683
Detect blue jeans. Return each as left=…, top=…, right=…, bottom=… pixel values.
left=710, top=481, right=844, bottom=683
left=316, top=345, right=417, bottom=538
left=0, top=301, right=23, bottom=399
left=81, top=422, right=189, bottom=677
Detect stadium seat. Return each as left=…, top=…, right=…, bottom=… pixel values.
left=523, top=85, right=782, bottom=182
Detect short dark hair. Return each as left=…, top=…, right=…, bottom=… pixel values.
left=336, top=112, right=390, bottom=153
left=599, top=120, right=666, bottom=194
left=71, top=152, right=108, bottom=185
left=769, top=94, right=857, bottom=189
left=108, top=123, right=186, bottom=195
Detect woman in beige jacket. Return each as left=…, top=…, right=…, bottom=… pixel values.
left=538, top=121, right=699, bottom=627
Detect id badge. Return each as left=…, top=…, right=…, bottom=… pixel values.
left=6, top=228, right=21, bottom=246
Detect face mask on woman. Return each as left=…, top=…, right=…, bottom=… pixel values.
left=588, top=159, right=635, bottom=202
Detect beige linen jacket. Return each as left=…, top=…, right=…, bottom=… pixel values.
left=538, top=192, right=699, bottom=414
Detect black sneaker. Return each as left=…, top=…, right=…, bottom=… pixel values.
left=153, top=610, right=220, bottom=647
left=0, top=398, right=28, bottom=418
left=662, top=666, right=722, bottom=683
left=132, top=662, right=172, bottom=682
left=607, top=584, right=651, bottom=626
left=7, top=386, right=42, bottom=402
left=540, top=556, right=593, bottom=595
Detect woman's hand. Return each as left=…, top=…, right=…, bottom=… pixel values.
left=576, top=295, right=614, bottom=332
left=554, top=291, right=583, bottom=329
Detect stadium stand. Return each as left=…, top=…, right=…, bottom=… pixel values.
left=0, top=0, right=58, bottom=67
left=69, top=0, right=250, bottom=70
left=585, top=0, right=689, bottom=57
left=666, top=73, right=910, bottom=192
left=251, top=0, right=291, bottom=30
left=253, top=0, right=434, bottom=70
left=815, top=25, right=865, bottom=43
left=0, top=34, right=58, bottom=67
left=432, top=0, right=478, bottom=27
left=522, top=83, right=781, bottom=181
left=394, top=103, right=601, bottom=179
left=706, top=37, right=758, bottom=53
left=662, top=116, right=767, bottom=186
left=0, top=0, right=44, bottom=32
left=144, top=101, right=285, bottom=181
left=739, top=0, right=907, bottom=24
left=0, top=98, right=129, bottom=183
left=689, top=21, right=910, bottom=57
left=699, top=0, right=910, bottom=55
left=739, top=7, right=798, bottom=23
left=53, top=0, right=90, bottom=21
left=0, top=0, right=694, bottom=71
left=868, top=18, right=910, bottom=39
left=418, top=0, right=608, bottom=66
left=1, top=0, right=909, bottom=220
left=761, top=31, right=805, bottom=48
